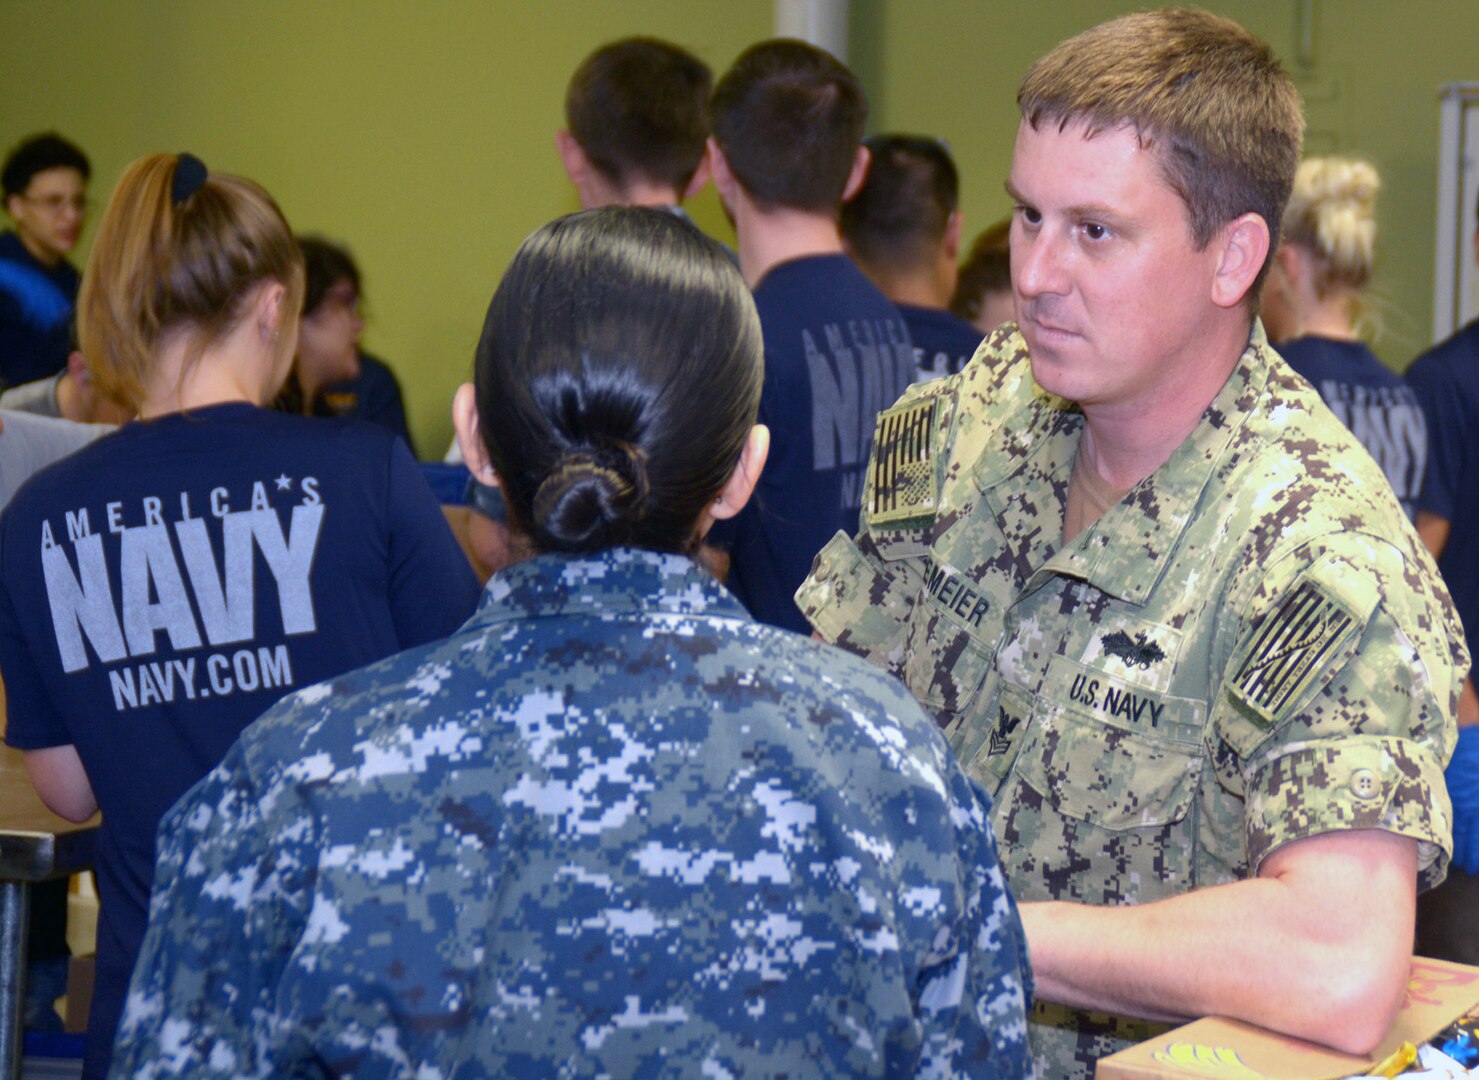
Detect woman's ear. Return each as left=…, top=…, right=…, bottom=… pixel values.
left=453, top=383, right=500, bottom=488
left=255, top=281, right=288, bottom=338
left=710, top=424, right=770, bottom=521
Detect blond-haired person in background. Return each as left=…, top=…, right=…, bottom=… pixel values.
left=1263, top=155, right=1427, bottom=519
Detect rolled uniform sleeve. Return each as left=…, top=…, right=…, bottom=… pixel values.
left=1213, top=532, right=1465, bottom=888
left=112, top=735, right=312, bottom=1079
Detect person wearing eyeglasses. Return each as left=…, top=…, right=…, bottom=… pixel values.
left=0, top=132, right=91, bottom=389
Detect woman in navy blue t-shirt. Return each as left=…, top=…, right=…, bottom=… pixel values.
left=0, top=153, right=480, bottom=1078
left=1261, top=155, right=1427, bottom=519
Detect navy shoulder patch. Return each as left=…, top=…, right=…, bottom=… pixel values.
left=868, top=397, right=938, bottom=527
left=1228, top=577, right=1364, bottom=728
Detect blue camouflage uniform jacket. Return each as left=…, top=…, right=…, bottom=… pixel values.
left=112, top=547, right=1034, bottom=1079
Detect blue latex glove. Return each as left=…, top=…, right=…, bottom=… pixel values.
left=1448, top=726, right=1479, bottom=875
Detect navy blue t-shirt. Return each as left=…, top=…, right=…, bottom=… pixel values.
left=1277, top=335, right=1427, bottom=518
left=1408, top=319, right=1479, bottom=653
left=0, top=231, right=79, bottom=388
left=0, top=403, right=480, bottom=1076
left=715, top=254, right=914, bottom=634
left=898, top=302, right=983, bottom=382
left=321, top=352, right=417, bottom=457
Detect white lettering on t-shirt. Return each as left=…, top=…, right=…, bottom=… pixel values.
left=805, top=319, right=915, bottom=491
left=44, top=533, right=126, bottom=672
left=38, top=480, right=325, bottom=691
left=120, top=524, right=202, bottom=657
left=1318, top=381, right=1428, bottom=508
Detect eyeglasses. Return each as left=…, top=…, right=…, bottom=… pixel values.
left=20, top=193, right=89, bottom=215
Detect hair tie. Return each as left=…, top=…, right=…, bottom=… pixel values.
left=172, top=153, right=207, bottom=204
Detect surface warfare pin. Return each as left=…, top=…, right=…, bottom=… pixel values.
left=1101, top=630, right=1166, bottom=670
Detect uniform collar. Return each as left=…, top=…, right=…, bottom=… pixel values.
left=471, top=547, right=751, bottom=627
left=976, top=324, right=1271, bottom=607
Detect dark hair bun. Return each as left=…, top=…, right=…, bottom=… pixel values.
left=531, top=440, right=650, bottom=551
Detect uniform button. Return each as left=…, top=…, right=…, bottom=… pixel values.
left=1349, top=768, right=1379, bottom=799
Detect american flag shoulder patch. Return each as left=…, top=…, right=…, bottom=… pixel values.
left=868, top=397, right=938, bottom=527
left=1227, top=577, right=1365, bottom=728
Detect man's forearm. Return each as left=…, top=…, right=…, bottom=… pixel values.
left=1019, top=829, right=1418, bottom=1056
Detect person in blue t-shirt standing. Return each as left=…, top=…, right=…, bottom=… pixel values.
left=1407, top=186, right=1479, bottom=967
left=705, top=40, right=915, bottom=634
left=0, top=153, right=480, bottom=1079
left=0, top=133, right=90, bottom=389
left=1262, top=155, right=1426, bottom=518
left=842, top=134, right=985, bottom=383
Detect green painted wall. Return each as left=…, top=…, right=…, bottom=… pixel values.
left=850, top=0, right=1479, bottom=369
left=0, top=1, right=769, bottom=455
left=4, top=0, right=1474, bottom=455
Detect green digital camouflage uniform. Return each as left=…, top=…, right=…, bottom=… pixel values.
left=798, top=323, right=1465, bottom=1080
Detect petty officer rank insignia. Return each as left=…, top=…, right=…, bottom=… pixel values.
left=1227, top=576, right=1365, bottom=728
left=869, top=397, right=938, bottom=527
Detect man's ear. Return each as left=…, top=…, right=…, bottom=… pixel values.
left=841, top=145, right=871, bottom=203
left=710, top=424, right=769, bottom=521
left=554, top=130, right=587, bottom=188
left=944, top=209, right=964, bottom=261
left=453, top=382, right=500, bottom=489
left=683, top=153, right=713, bottom=201
left=707, top=138, right=737, bottom=202
left=2, top=193, right=20, bottom=221
left=1211, top=212, right=1271, bottom=310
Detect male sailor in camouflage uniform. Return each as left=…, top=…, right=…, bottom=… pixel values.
left=798, top=10, right=1465, bottom=1079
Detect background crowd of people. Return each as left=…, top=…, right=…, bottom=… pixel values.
left=0, top=7, right=1476, bottom=1078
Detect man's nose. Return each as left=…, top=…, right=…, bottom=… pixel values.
left=1013, top=229, right=1069, bottom=299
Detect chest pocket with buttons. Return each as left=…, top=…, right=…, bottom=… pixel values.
left=986, top=663, right=1207, bottom=906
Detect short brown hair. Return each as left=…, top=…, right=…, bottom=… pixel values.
left=951, top=219, right=1012, bottom=324
left=841, top=134, right=958, bottom=274
left=565, top=37, right=713, bottom=195
left=78, top=154, right=304, bottom=409
left=1018, top=9, right=1302, bottom=292
left=710, top=39, right=866, bottom=214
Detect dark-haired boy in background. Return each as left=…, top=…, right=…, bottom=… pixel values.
left=556, top=36, right=713, bottom=218
left=842, top=134, right=983, bottom=382
left=1, top=133, right=90, bottom=388
left=706, top=39, right=914, bottom=634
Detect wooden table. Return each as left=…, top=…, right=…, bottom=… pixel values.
left=0, top=745, right=97, bottom=1078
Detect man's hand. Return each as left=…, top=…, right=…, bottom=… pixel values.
left=1019, top=828, right=1417, bottom=1056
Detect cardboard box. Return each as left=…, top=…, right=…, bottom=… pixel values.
left=1096, top=957, right=1479, bottom=1079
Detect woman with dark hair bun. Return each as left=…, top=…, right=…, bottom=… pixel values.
left=0, top=153, right=480, bottom=1078
left=114, top=207, right=1033, bottom=1079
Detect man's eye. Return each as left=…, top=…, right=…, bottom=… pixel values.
left=1083, top=222, right=1108, bottom=240
left=1018, top=206, right=1041, bottom=226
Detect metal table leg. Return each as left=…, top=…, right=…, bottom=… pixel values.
left=0, top=880, right=29, bottom=1080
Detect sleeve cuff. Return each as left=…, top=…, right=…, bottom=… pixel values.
left=1245, top=735, right=1452, bottom=890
